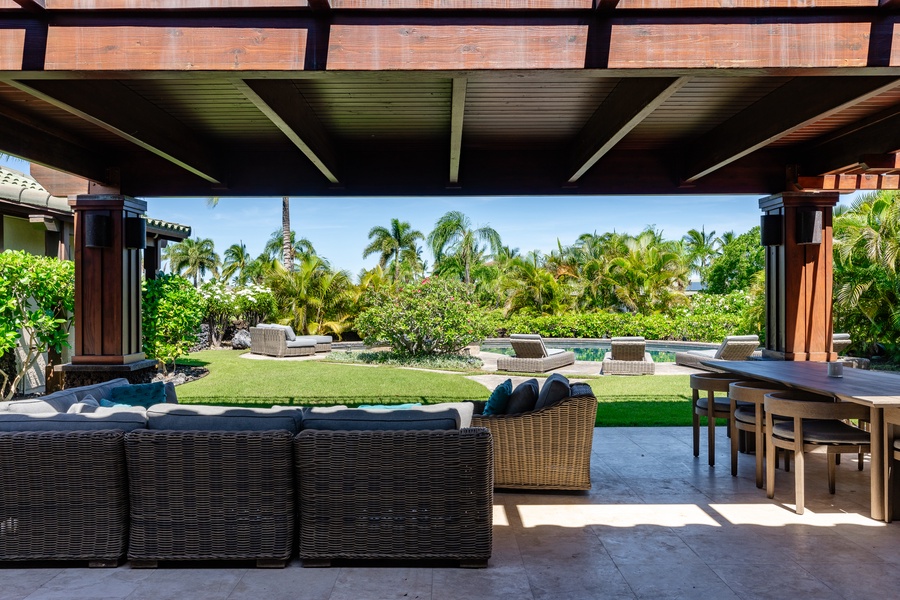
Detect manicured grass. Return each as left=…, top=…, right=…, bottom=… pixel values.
left=175, top=350, right=490, bottom=407
left=175, top=350, right=708, bottom=426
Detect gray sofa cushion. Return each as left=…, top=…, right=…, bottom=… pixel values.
left=0, top=377, right=132, bottom=414
left=258, top=323, right=296, bottom=341
left=301, top=402, right=474, bottom=431
left=0, top=406, right=147, bottom=432
left=147, top=404, right=304, bottom=433
left=535, top=373, right=571, bottom=411
left=286, top=338, right=316, bottom=349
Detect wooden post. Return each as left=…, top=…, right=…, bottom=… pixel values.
left=759, top=192, right=839, bottom=362
left=68, top=195, right=146, bottom=365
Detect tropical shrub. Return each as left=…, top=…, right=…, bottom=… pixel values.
left=705, top=227, right=764, bottom=294
left=0, top=251, right=74, bottom=400
left=142, top=274, right=205, bottom=373
left=235, top=284, right=276, bottom=326
left=198, top=280, right=238, bottom=348
left=355, top=277, right=492, bottom=356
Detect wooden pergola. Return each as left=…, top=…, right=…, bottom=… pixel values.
left=0, top=1, right=898, bottom=373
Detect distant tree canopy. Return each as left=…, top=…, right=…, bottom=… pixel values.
left=705, top=227, right=764, bottom=294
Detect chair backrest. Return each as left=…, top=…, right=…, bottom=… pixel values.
left=714, top=335, right=760, bottom=360
left=832, top=333, right=851, bottom=355
left=610, top=337, right=646, bottom=361
left=509, top=334, right=548, bottom=358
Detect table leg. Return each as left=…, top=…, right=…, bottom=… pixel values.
left=870, top=406, right=884, bottom=521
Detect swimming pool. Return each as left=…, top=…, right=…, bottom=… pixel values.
left=480, top=339, right=717, bottom=363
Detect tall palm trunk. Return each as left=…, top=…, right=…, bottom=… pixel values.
left=282, top=197, right=293, bottom=271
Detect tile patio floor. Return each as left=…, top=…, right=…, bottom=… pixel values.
left=3, top=425, right=899, bottom=600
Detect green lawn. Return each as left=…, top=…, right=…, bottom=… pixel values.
left=175, top=350, right=490, bottom=407
left=175, top=350, right=704, bottom=426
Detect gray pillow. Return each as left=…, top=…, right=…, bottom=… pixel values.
left=147, top=404, right=304, bottom=433
left=505, top=379, right=539, bottom=414
left=535, top=373, right=571, bottom=411
left=67, top=394, right=100, bottom=414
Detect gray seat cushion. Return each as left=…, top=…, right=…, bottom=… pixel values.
left=286, top=338, right=316, bottom=349
left=0, top=377, right=131, bottom=414
left=301, top=402, right=474, bottom=431
left=147, top=404, right=304, bottom=433
left=0, top=407, right=147, bottom=432
left=771, top=419, right=870, bottom=445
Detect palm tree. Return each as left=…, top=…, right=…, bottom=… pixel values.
left=222, top=241, right=252, bottom=285
left=265, top=257, right=327, bottom=335
left=427, top=211, right=502, bottom=284
left=263, top=229, right=316, bottom=265
left=362, top=218, right=424, bottom=282
left=683, top=227, right=717, bottom=284
left=163, top=237, right=219, bottom=286
left=605, top=229, right=688, bottom=313
left=281, top=197, right=293, bottom=271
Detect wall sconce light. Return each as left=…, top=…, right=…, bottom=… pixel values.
left=796, top=208, right=822, bottom=245
left=760, top=214, right=783, bottom=246
left=84, top=213, right=112, bottom=248
left=124, top=217, right=146, bottom=250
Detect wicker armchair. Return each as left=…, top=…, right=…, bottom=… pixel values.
left=295, top=428, right=493, bottom=567
left=601, top=337, right=655, bottom=375
left=249, top=326, right=315, bottom=358
left=0, top=430, right=129, bottom=566
left=471, top=389, right=597, bottom=490
left=497, top=334, right=576, bottom=373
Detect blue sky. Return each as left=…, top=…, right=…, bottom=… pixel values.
left=2, top=155, right=860, bottom=280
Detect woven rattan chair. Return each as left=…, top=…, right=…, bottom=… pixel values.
left=497, top=333, right=576, bottom=373
left=125, top=429, right=296, bottom=567
left=601, top=337, right=655, bottom=375
left=249, top=326, right=315, bottom=358
left=471, top=388, right=597, bottom=490
left=765, top=390, right=870, bottom=515
left=884, top=407, right=900, bottom=522
left=675, top=335, right=761, bottom=371
left=0, top=430, right=129, bottom=567
left=295, top=428, right=493, bottom=567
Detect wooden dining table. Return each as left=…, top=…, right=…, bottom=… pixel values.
left=702, top=359, right=900, bottom=521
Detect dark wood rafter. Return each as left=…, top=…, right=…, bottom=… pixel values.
left=3, top=79, right=223, bottom=185
left=801, top=107, right=900, bottom=176
left=234, top=79, right=339, bottom=184
left=796, top=173, right=900, bottom=191
left=0, top=108, right=111, bottom=184
left=11, top=0, right=45, bottom=9
left=860, top=153, right=900, bottom=171
left=681, top=77, right=900, bottom=184
left=569, top=77, right=689, bottom=183
left=307, top=0, right=332, bottom=8
left=449, top=77, right=466, bottom=185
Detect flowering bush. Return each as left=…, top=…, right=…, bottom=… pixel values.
left=199, top=280, right=238, bottom=347
left=354, top=277, right=492, bottom=356
left=0, top=251, right=74, bottom=400
left=234, top=284, right=276, bottom=326
left=142, top=274, right=204, bottom=373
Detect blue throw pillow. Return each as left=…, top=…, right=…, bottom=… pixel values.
left=535, top=373, right=571, bottom=410
left=109, top=382, right=166, bottom=408
left=483, top=379, right=513, bottom=416
left=100, top=398, right=127, bottom=408
left=506, top=378, right=539, bottom=414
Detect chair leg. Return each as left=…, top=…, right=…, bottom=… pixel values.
left=707, top=391, right=716, bottom=467
left=886, top=426, right=896, bottom=524
left=692, top=390, right=700, bottom=458
left=766, top=435, right=776, bottom=500
left=828, top=453, right=838, bottom=494
left=795, top=447, right=805, bottom=515
left=858, top=451, right=864, bottom=471
left=731, top=416, right=739, bottom=477
left=755, top=406, right=765, bottom=489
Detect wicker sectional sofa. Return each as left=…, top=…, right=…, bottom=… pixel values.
left=0, top=384, right=492, bottom=569
left=249, top=324, right=332, bottom=357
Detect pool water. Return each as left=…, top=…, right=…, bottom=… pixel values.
left=481, top=340, right=716, bottom=363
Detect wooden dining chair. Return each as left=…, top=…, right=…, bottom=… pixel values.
left=883, top=407, right=900, bottom=523
left=691, top=372, right=743, bottom=467
left=765, top=390, right=870, bottom=515
left=728, top=380, right=788, bottom=488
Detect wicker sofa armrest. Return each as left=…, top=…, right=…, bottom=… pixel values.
left=294, top=428, right=493, bottom=566
left=471, top=394, right=597, bottom=490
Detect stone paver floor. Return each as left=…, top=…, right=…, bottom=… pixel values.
left=2, top=425, right=897, bottom=600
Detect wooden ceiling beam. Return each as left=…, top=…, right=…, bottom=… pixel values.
left=796, top=173, right=900, bottom=191
left=569, top=77, right=688, bottom=183
left=801, top=107, right=900, bottom=176
left=449, top=77, right=466, bottom=185
left=235, top=79, right=339, bottom=184
left=0, top=110, right=111, bottom=185
left=682, top=77, right=900, bottom=184
left=859, top=153, right=900, bottom=172
left=11, top=0, right=45, bottom=9
left=5, top=79, right=224, bottom=185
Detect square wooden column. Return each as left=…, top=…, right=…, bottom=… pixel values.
left=68, top=195, right=146, bottom=365
left=759, top=192, right=839, bottom=362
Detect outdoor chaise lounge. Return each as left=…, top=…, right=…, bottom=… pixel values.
left=497, top=334, right=575, bottom=373
left=601, top=336, right=655, bottom=375
left=674, top=335, right=760, bottom=371
left=249, top=324, right=332, bottom=357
